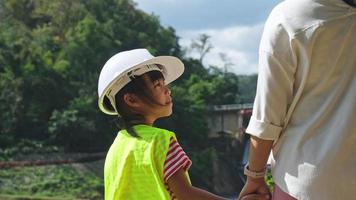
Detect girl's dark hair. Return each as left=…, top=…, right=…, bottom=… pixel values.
left=103, top=70, right=165, bottom=137
left=342, top=0, right=356, bottom=7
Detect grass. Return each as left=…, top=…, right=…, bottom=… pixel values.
left=0, top=164, right=104, bottom=200
left=0, top=194, right=73, bottom=200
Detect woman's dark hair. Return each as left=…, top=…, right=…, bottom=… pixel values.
left=103, top=70, right=165, bottom=137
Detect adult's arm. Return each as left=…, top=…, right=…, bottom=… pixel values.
left=238, top=136, right=273, bottom=199
left=239, top=5, right=298, bottom=198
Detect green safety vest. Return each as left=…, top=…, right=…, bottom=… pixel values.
left=104, top=124, right=189, bottom=200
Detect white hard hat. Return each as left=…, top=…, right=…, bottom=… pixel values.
left=98, top=48, right=185, bottom=115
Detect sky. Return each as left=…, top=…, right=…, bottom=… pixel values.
left=133, top=0, right=282, bottom=74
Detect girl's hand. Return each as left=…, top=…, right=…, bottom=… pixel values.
left=238, top=177, right=271, bottom=200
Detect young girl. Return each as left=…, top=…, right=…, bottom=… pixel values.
left=97, top=49, right=265, bottom=200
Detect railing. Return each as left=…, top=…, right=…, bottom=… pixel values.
left=209, top=103, right=253, bottom=111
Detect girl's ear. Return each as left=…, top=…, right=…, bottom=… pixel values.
left=123, top=93, right=141, bottom=108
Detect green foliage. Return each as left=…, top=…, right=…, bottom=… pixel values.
left=265, top=170, right=275, bottom=192
left=0, top=0, right=257, bottom=150
left=0, top=139, right=60, bottom=161
left=0, top=164, right=103, bottom=199
left=0, top=0, right=258, bottom=193
left=188, top=148, right=217, bottom=190
left=237, top=75, right=258, bottom=103
left=0, top=0, right=181, bottom=151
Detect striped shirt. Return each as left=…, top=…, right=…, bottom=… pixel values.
left=164, top=137, right=192, bottom=199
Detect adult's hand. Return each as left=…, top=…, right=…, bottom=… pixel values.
left=238, top=177, right=271, bottom=200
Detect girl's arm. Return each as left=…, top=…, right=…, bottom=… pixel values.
left=167, top=168, right=226, bottom=200
left=167, top=168, right=269, bottom=200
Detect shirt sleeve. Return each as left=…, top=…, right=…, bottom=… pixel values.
left=163, top=137, right=192, bottom=183
left=246, top=17, right=297, bottom=140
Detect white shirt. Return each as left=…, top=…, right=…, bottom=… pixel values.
left=246, top=0, right=356, bottom=199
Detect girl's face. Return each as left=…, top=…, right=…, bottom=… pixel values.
left=139, top=73, right=173, bottom=123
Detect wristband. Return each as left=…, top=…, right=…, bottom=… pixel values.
left=244, top=164, right=266, bottom=179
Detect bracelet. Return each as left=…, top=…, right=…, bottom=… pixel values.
left=244, top=164, right=266, bottom=179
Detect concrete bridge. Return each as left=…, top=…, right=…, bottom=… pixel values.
left=207, top=103, right=253, bottom=139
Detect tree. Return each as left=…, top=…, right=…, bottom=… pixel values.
left=219, top=52, right=234, bottom=75
left=190, top=34, right=213, bottom=64
left=0, top=0, right=181, bottom=150
left=0, top=0, right=258, bottom=191
left=237, top=74, right=258, bottom=103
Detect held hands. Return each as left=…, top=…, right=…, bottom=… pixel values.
left=238, top=177, right=271, bottom=200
